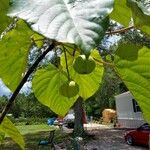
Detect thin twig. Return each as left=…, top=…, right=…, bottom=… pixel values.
left=64, top=47, right=73, bottom=56
left=73, top=45, right=77, bottom=56
left=106, top=26, right=134, bottom=35
left=0, top=43, right=55, bottom=124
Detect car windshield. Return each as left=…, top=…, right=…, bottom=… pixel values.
left=140, top=125, right=150, bottom=131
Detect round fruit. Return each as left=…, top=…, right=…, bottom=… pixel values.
left=59, top=81, right=79, bottom=98
left=73, top=55, right=96, bottom=74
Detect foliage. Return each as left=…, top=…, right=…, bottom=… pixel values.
left=114, top=44, right=150, bottom=122
left=0, top=94, right=56, bottom=123
left=127, top=0, right=150, bottom=35
left=0, top=0, right=12, bottom=34
left=61, top=49, right=104, bottom=100
left=11, top=93, right=56, bottom=119
left=12, top=118, right=48, bottom=126
left=0, top=96, right=7, bottom=112
left=110, top=0, right=131, bottom=26
left=0, top=117, right=25, bottom=150
left=0, top=0, right=150, bottom=149
left=0, top=20, right=41, bottom=91
left=32, top=64, right=78, bottom=116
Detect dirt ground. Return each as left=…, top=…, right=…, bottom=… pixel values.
left=60, top=124, right=148, bottom=150
left=80, top=128, right=148, bottom=150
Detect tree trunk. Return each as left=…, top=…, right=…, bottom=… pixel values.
left=73, top=97, right=85, bottom=137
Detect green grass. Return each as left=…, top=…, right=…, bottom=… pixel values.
left=16, top=124, right=55, bottom=135
left=1, top=124, right=69, bottom=150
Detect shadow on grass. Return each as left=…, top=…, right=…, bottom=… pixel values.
left=1, top=130, right=69, bottom=150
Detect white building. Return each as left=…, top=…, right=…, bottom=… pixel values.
left=115, top=91, right=145, bottom=128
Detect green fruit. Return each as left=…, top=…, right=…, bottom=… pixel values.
left=59, top=81, right=79, bottom=98
left=73, top=55, right=96, bottom=74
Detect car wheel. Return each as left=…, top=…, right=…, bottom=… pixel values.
left=126, top=135, right=134, bottom=145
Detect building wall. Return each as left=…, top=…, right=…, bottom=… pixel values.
left=115, top=91, right=145, bottom=128
left=117, top=118, right=145, bottom=128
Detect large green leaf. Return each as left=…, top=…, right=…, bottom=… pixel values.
left=70, top=63, right=103, bottom=99
left=8, top=0, right=114, bottom=54
left=110, top=0, right=132, bottom=26
left=0, top=117, right=25, bottom=150
left=61, top=49, right=104, bottom=99
left=114, top=43, right=150, bottom=123
left=0, top=20, right=35, bottom=91
left=0, top=0, right=12, bottom=34
left=127, top=0, right=150, bottom=35
left=32, top=64, right=78, bottom=116
left=0, top=130, right=5, bottom=144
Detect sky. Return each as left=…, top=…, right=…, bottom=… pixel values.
left=0, top=80, right=11, bottom=96
left=0, top=79, right=31, bottom=97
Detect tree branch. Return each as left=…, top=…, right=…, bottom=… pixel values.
left=106, top=26, right=134, bottom=35
left=0, top=43, right=55, bottom=124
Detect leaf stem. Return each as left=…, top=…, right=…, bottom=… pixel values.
left=72, top=45, right=77, bottom=57
left=63, top=47, right=71, bottom=81
left=0, top=43, right=55, bottom=124
left=63, top=47, right=73, bottom=56
left=106, top=26, right=134, bottom=35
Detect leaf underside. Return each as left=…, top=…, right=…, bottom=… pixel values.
left=8, top=0, right=114, bottom=54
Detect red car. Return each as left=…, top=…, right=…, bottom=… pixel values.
left=124, top=123, right=150, bottom=146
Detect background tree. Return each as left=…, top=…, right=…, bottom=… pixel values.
left=1, top=93, right=57, bottom=119
left=0, top=96, right=7, bottom=113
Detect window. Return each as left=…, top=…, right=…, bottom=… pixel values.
left=141, top=125, right=150, bottom=131
left=132, top=99, right=141, bottom=112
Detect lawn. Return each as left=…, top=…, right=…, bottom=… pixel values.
left=1, top=124, right=68, bottom=150
left=16, top=124, right=54, bottom=135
